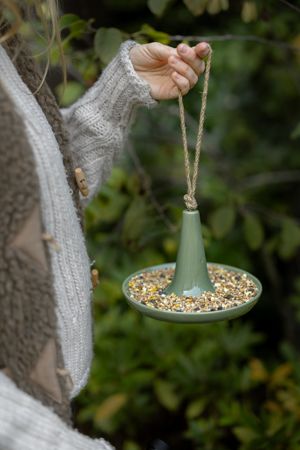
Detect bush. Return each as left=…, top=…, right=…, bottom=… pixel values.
left=38, top=1, right=300, bottom=448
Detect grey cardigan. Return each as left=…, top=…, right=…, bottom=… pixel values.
left=0, top=36, right=155, bottom=449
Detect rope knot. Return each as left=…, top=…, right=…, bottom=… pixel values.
left=183, top=193, right=198, bottom=210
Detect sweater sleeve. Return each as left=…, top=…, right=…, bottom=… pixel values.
left=61, top=40, right=157, bottom=207
left=0, top=373, right=114, bottom=450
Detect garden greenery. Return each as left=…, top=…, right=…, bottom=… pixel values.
left=31, top=1, right=300, bottom=448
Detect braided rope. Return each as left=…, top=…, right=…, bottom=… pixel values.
left=178, top=48, right=212, bottom=210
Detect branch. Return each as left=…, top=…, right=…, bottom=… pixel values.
left=247, top=203, right=300, bottom=226
left=127, top=143, right=178, bottom=233
left=169, top=34, right=300, bottom=52
left=279, top=0, right=300, bottom=14
left=240, top=170, right=300, bottom=190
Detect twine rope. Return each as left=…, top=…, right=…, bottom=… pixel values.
left=178, top=48, right=212, bottom=210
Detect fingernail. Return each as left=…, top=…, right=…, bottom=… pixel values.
left=203, top=44, right=210, bottom=55
left=179, top=44, right=188, bottom=53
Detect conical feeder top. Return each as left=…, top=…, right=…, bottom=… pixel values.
left=164, top=209, right=214, bottom=297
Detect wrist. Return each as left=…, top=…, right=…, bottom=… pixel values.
left=129, top=46, right=145, bottom=82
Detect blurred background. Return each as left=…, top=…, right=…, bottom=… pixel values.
left=31, top=1, right=300, bottom=449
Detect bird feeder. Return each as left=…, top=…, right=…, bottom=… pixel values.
left=122, top=48, right=262, bottom=323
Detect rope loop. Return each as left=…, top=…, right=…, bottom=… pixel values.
left=179, top=46, right=212, bottom=211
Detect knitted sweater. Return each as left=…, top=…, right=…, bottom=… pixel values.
left=0, top=40, right=156, bottom=449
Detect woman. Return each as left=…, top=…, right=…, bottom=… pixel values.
left=0, top=1, right=209, bottom=448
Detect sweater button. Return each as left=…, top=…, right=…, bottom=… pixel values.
left=91, top=268, right=100, bottom=288
left=74, top=167, right=89, bottom=197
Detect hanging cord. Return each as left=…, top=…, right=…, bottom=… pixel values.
left=178, top=47, right=212, bottom=210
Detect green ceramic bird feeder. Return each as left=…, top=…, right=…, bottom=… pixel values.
left=122, top=48, right=262, bottom=323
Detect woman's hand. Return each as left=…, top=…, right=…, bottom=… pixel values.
left=130, top=42, right=210, bottom=100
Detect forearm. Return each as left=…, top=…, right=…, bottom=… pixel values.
left=61, top=40, right=156, bottom=206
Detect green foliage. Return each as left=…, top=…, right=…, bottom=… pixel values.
left=291, top=122, right=300, bottom=140
left=278, top=219, right=300, bottom=260
left=241, top=1, right=258, bottom=23
left=183, top=0, right=207, bottom=16
left=94, top=27, right=124, bottom=64
left=243, top=213, right=264, bottom=250
left=136, top=24, right=171, bottom=45
left=37, top=1, right=300, bottom=448
left=183, top=0, right=229, bottom=16
left=59, top=13, right=88, bottom=38
left=209, top=205, right=236, bottom=239
left=147, top=0, right=173, bottom=17
left=56, top=81, right=85, bottom=107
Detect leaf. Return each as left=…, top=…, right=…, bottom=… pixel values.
left=266, top=414, right=285, bottom=437
left=56, top=81, right=85, bottom=107
left=219, top=401, right=241, bottom=426
left=124, top=441, right=141, bottom=450
left=220, top=0, right=229, bottom=9
left=59, top=14, right=88, bottom=38
left=163, top=238, right=178, bottom=257
left=95, top=393, right=128, bottom=422
left=291, top=122, right=300, bottom=140
left=278, top=218, right=300, bottom=260
left=147, top=0, right=172, bottom=17
left=99, top=278, right=123, bottom=303
left=209, top=206, right=236, bottom=238
left=94, top=27, right=123, bottom=65
left=140, top=24, right=170, bottom=44
left=76, top=404, right=97, bottom=423
left=233, top=426, right=258, bottom=444
left=241, top=1, right=258, bottom=23
left=270, top=363, right=293, bottom=386
left=276, top=389, right=300, bottom=416
left=59, top=14, right=80, bottom=30
left=207, top=0, right=228, bottom=14
left=154, top=380, right=180, bottom=411
left=183, top=0, right=207, bottom=16
left=264, top=400, right=282, bottom=414
left=94, top=188, right=128, bottom=224
left=124, top=370, right=155, bottom=388
left=108, top=167, right=128, bottom=190
left=243, top=213, right=264, bottom=250
left=186, top=398, right=206, bottom=419
left=122, top=197, right=148, bottom=243
left=249, top=358, right=269, bottom=382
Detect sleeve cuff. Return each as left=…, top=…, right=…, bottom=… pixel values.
left=115, top=40, right=157, bottom=108
left=92, top=40, right=157, bottom=126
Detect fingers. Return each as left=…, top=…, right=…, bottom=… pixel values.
left=169, top=55, right=198, bottom=89
left=193, top=42, right=211, bottom=58
left=146, top=41, right=177, bottom=60
left=171, top=72, right=190, bottom=95
left=176, top=42, right=209, bottom=76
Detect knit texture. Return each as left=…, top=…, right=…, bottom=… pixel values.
left=0, top=37, right=156, bottom=449
left=3, top=35, right=85, bottom=230
left=62, top=40, right=157, bottom=207
left=0, top=372, right=115, bottom=450
left=0, top=80, right=72, bottom=425
left=0, top=39, right=156, bottom=400
left=0, top=44, right=94, bottom=399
